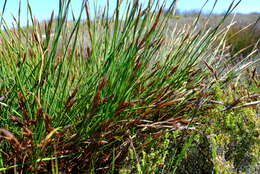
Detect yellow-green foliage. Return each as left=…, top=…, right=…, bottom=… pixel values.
left=124, top=131, right=179, bottom=174
left=205, top=84, right=260, bottom=173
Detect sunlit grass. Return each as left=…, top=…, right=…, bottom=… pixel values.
left=0, top=0, right=259, bottom=173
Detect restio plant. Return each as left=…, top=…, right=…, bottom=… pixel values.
left=0, top=0, right=259, bottom=173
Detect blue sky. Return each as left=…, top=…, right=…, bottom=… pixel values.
left=0, top=0, right=259, bottom=27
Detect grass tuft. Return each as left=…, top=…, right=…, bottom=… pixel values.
left=0, top=0, right=259, bottom=173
